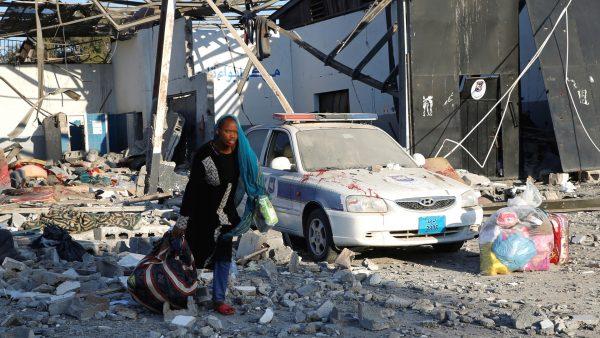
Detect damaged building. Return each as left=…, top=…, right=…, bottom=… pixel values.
left=1, top=1, right=600, bottom=338
left=1, top=0, right=599, bottom=178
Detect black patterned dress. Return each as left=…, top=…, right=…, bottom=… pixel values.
left=181, top=141, right=241, bottom=268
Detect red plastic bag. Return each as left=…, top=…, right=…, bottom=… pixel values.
left=549, top=213, right=569, bottom=265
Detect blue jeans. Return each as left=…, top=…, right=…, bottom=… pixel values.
left=212, top=260, right=230, bottom=303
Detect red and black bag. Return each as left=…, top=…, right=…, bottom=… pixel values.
left=127, top=231, right=198, bottom=313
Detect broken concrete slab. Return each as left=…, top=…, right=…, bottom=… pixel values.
left=61, top=268, right=79, bottom=279
left=128, top=237, right=156, bottom=255
left=234, top=285, right=257, bottom=296
left=358, top=303, right=389, bottom=331
left=117, top=253, right=145, bottom=268
left=288, top=251, right=301, bottom=273
left=259, top=259, right=278, bottom=281
left=95, top=258, right=124, bottom=278
left=316, top=300, right=335, bottom=320
left=206, top=315, right=223, bottom=330
left=2, top=257, right=26, bottom=272
left=237, top=230, right=286, bottom=262
left=511, top=305, right=541, bottom=330
left=171, top=315, right=196, bottom=328
left=2, top=327, right=34, bottom=338
left=10, top=213, right=26, bottom=229
left=236, top=231, right=262, bottom=259
left=259, top=308, right=274, bottom=324
left=55, top=280, right=80, bottom=295
left=47, top=292, right=76, bottom=316
left=549, top=173, right=570, bottom=186
left=270, top=245, right=293, bottom=265
left=334, top=248, right=356, bottom=270
left=296, top=283, right=319, bottom=297
left=538, top=319, right=554, bottom=333
left=67, top=294, right=109, bottom=321
left=163, top=297, right=198, bottom=322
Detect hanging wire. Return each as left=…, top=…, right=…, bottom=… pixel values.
left=433, top=0, right=577, bottom=168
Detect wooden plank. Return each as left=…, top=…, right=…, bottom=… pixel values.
left=34, top=0, right=44, bottom=117
left=207, top=0, right=295, bottom=114
left=145, top=0, right=176, bottom=194
left=482, top=197, right=600, bottom=216
left=0, top=206, right=148, bottom=215
left=123, top=192, right=172, bottom=205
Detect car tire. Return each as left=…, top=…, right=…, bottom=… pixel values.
left=304, top=209, right=337, bottom=263
left=433, top=241, right=465, bottom=252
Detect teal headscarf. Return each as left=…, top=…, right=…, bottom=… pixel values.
left=215, top=115, right=266, bottom=239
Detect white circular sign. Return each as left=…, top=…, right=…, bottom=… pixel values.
left=471, top=79, right=487, bottom=100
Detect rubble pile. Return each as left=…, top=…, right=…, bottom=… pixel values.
left=0, top=221, right=598, bottom=337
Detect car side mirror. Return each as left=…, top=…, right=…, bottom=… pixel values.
left=271, top=157, right=292, bottom=171
left=413, top=153, right=426, bottom=167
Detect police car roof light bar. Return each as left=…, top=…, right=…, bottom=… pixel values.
left=273, top=113, right=378, bottom=122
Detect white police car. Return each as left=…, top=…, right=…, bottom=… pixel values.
left=244, top=113, right=483, bottom=262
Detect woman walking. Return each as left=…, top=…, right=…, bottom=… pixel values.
left=176, top=115, right=265, bottom=315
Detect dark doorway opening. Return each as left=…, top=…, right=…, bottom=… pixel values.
left=459, top=75, right=502, bottom=177
left=317, top=89, right=350, bottom=114
left=167, top=92, right=197, bottom=166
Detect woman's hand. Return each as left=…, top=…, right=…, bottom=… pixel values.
left=172, top=216, right=189, bottom=237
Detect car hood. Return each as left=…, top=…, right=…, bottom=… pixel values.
left=303, top=168, right=471, bottom=200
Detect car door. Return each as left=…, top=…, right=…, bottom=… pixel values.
left=261, top=129, right=299, bottom=233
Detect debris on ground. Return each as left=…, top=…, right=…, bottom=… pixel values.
left=0, top=149, right=599, bottom=337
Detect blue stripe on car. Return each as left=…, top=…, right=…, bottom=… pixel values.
left=278, top=181, right=343, bottom=211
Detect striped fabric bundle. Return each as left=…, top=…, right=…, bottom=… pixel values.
left=127, top=231, right=198, bottom=313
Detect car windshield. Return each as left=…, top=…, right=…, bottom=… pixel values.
left=296, top=127, right=417, bottom=171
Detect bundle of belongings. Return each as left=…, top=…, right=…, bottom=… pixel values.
left=126, top=230, right=198, bottom=313
left=479, top=182, right=569, bottom=275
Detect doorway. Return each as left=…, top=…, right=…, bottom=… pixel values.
left=459, top=75, right=501, bottom=177
left=317, top=89, right=350, bottom=114
left=167, top=92, right=197, bottom=165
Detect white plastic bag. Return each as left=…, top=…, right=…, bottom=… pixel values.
left=507, top=181, right=543, bottom=208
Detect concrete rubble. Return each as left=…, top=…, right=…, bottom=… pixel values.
left=0, top=150, right=599, bottom=337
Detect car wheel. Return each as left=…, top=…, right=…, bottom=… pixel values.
left=304, top=209, right=337, bottom=263
left=433, top=241, right=465, bottom=252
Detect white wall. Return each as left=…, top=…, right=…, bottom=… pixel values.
left=290, top=9, right=397, bottom=118
left=193, top=28, right=294, bottom=126
left=193, top=5, right=400, bottom=133
left=0, top=64, right=114, bottom=158
left=112, top=18, right=208, bottom=144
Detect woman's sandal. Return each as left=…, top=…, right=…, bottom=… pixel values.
left=214, top=302, right=235, bottom=315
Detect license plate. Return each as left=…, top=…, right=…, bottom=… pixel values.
left=418, top=216, right=446, bottom=235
